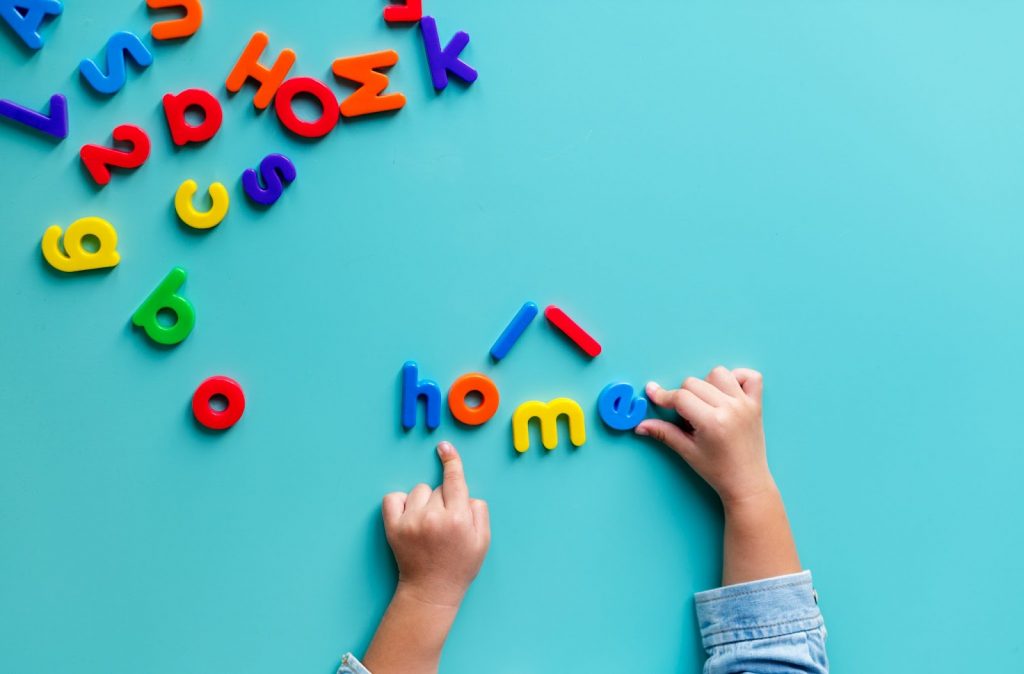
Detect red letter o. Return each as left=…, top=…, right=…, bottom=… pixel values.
left=192, top=375, right=246, bottom=430
left=274, top=76, right=339, bottom=138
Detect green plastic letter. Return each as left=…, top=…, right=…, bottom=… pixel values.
left=131, top=266, right=195, bottom=345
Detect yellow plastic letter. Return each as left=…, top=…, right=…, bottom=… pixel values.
left=512, top=398, right=587, bottom=453
left=175, top=179, right=229, bottom=229
left=41, top=216, right=121, bottom=272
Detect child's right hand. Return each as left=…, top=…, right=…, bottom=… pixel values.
left=636, top=367, right=776, bottom=506
left=381, top=442, right=491, bottom=608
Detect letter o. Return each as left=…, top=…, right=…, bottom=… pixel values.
left=274, top=76, right=339, bottom=138
left=448, top=373, right=499, bottom=426
left=192, top=375, right=246, bottom=430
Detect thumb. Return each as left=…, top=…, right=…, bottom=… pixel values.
left=636, top=419, right=698, bottom=462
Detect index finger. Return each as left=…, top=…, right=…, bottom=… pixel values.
left=437, top=441, right=470, bottom=509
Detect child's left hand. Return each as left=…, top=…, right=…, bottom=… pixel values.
left=382, top=442, right=491, bottom=608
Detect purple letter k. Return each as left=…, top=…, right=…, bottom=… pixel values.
left=420, top=15, right=478, bottom=91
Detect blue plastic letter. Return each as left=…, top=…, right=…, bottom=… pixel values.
left=0, top=0, right=62, bottom=50
left=242, top=153, right=296, bottom=206
left=419, top=16, right=477, bottom=91
left=401, top=361, right=441, bottom=431
left=0, top=93, right=67, bottom=139
left=597, top=382, right=648, bottom=431
left=79, top=31, right=153, bottom=95
left=490, top=301, right=538, bottom=361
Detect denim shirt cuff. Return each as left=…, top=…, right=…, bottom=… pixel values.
left=337, top=653, right=372, bottom=674
left=694, top=570, right=824, bottom=649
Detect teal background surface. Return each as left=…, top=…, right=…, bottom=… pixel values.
left=2, top=1, right=1023, bottom=672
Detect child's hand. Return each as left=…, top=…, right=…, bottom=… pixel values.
left=381, top=442, right=491, bottom=608
left=636, top=367, right=775, bottom=506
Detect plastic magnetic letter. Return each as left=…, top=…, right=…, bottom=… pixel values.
left=544, top=305, right=602, bottom=357
left=332, top=50, right=406, bottom=117
left=131, top=267, right=195, bottom=346
left=448, top=373, right=499, bottom=426
left=401, top=361, right=441, bottom=431
left=0, top=0, right=62, bottom=50
left=597, top=383, right=648, bottom=431
left=146, top=0, right=202, bottom=40
left=162, top=88, right=222, bottom=145
left=273, top=76, right=339, bottom=138
left=512, top=398, right=586, bottom=453
left=41, top=216, right=120, bottom=272
left=490, top=301, right=538, bottom=361
left=175, top=179, right=229, bottom=229
left=225, top=31, right=296, bottom=110
left=382, top=0, right=421, bottom=23
left=79, top=124, right=151, bottom=186
left=241, top=153, right=295, bottom=206
left=192, top=375, right=245, bottom=430
left=0, top=93, right=67, bottom=139
left=419, top=16, right=477, bottom=90
left=79, top=31, right=153, bottom=95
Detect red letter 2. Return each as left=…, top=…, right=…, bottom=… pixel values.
left=80, top=124, right=151, bottom=186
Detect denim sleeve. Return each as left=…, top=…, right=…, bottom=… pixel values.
left=336, top=653, right=372, bottom=674
left=694, top=571, right=828, bottom=674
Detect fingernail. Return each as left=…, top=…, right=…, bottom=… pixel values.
left=635, top=425, right=649, bottom=437
left=437, top=441, right=454, bottom=459
left=646, top=381, right=660, bottom=392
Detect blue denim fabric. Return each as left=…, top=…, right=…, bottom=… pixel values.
left=695, top=571, right=828, bottom=673
left=337, top=653, right=372, bottom=674
left=339, top=571, right=827, bottom=674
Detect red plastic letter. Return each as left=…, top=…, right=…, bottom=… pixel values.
left=383, top=0, right=422, bottom=23
left=448, top=373, right=500, bottom=426
left=544, top=305, right=602, bottom=358
left=274, top=76, right=339, bottom=139
left=332, top=50, right=406, bottom=118
left=225, top=32, right=297, bottom=110
left=162, top=88, right=222, bottom=146
left=79, top=124, right=151, bottom=186
left=147, top=0, right=202, bottom=40
left=192, top=375, right=245, bottom=430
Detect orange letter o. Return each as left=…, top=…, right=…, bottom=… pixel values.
left=448, top=373, right=500, bottom=426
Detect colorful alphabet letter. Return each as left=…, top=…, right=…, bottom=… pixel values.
left=242, top=153, right=296, bottom=206
left=597, top=383, right=648, bottom=431
left=383, top=0, right=421, bottom=23
left=401, top=361, right=441, bottom=431
left=0, top=93, right=67, bottom=139
left=225, top=31, right=296, bottom=110
left=79, top=124, right=151, bottom=186
left=448, top=373, right=499, bottom=426
left=545, top=305, right=602, bottom=357
left=332, top=50, right=406, bottom=118
left=512, top=398, right=586, bottom=452
left=146, top=0, right=202, bottom=41
left=0, top=0, right=62, bottom=50
left=490, top=301, right=538, bottom=361
left=274, top=76, right=339, bottom=138
left=131, top=266, right=195, bottom=346
left=175, top=179, right=229, bottom=230
left=192, top=375, right=245, bottom=430
left=162, top=88, right=222, bottom=146
left=420, top=16, right=477, bottom=90
left=79, top=31, right=153, bottom=95
left=41, top=216, right=120, bottom=272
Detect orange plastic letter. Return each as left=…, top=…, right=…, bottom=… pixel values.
left=225, top=32, right=297, bottom=110
left=332, top=50, right=406, bottom=118
left=447, top=373, right=500, bottom=426
left=146, top=0, right=202, bottom=40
